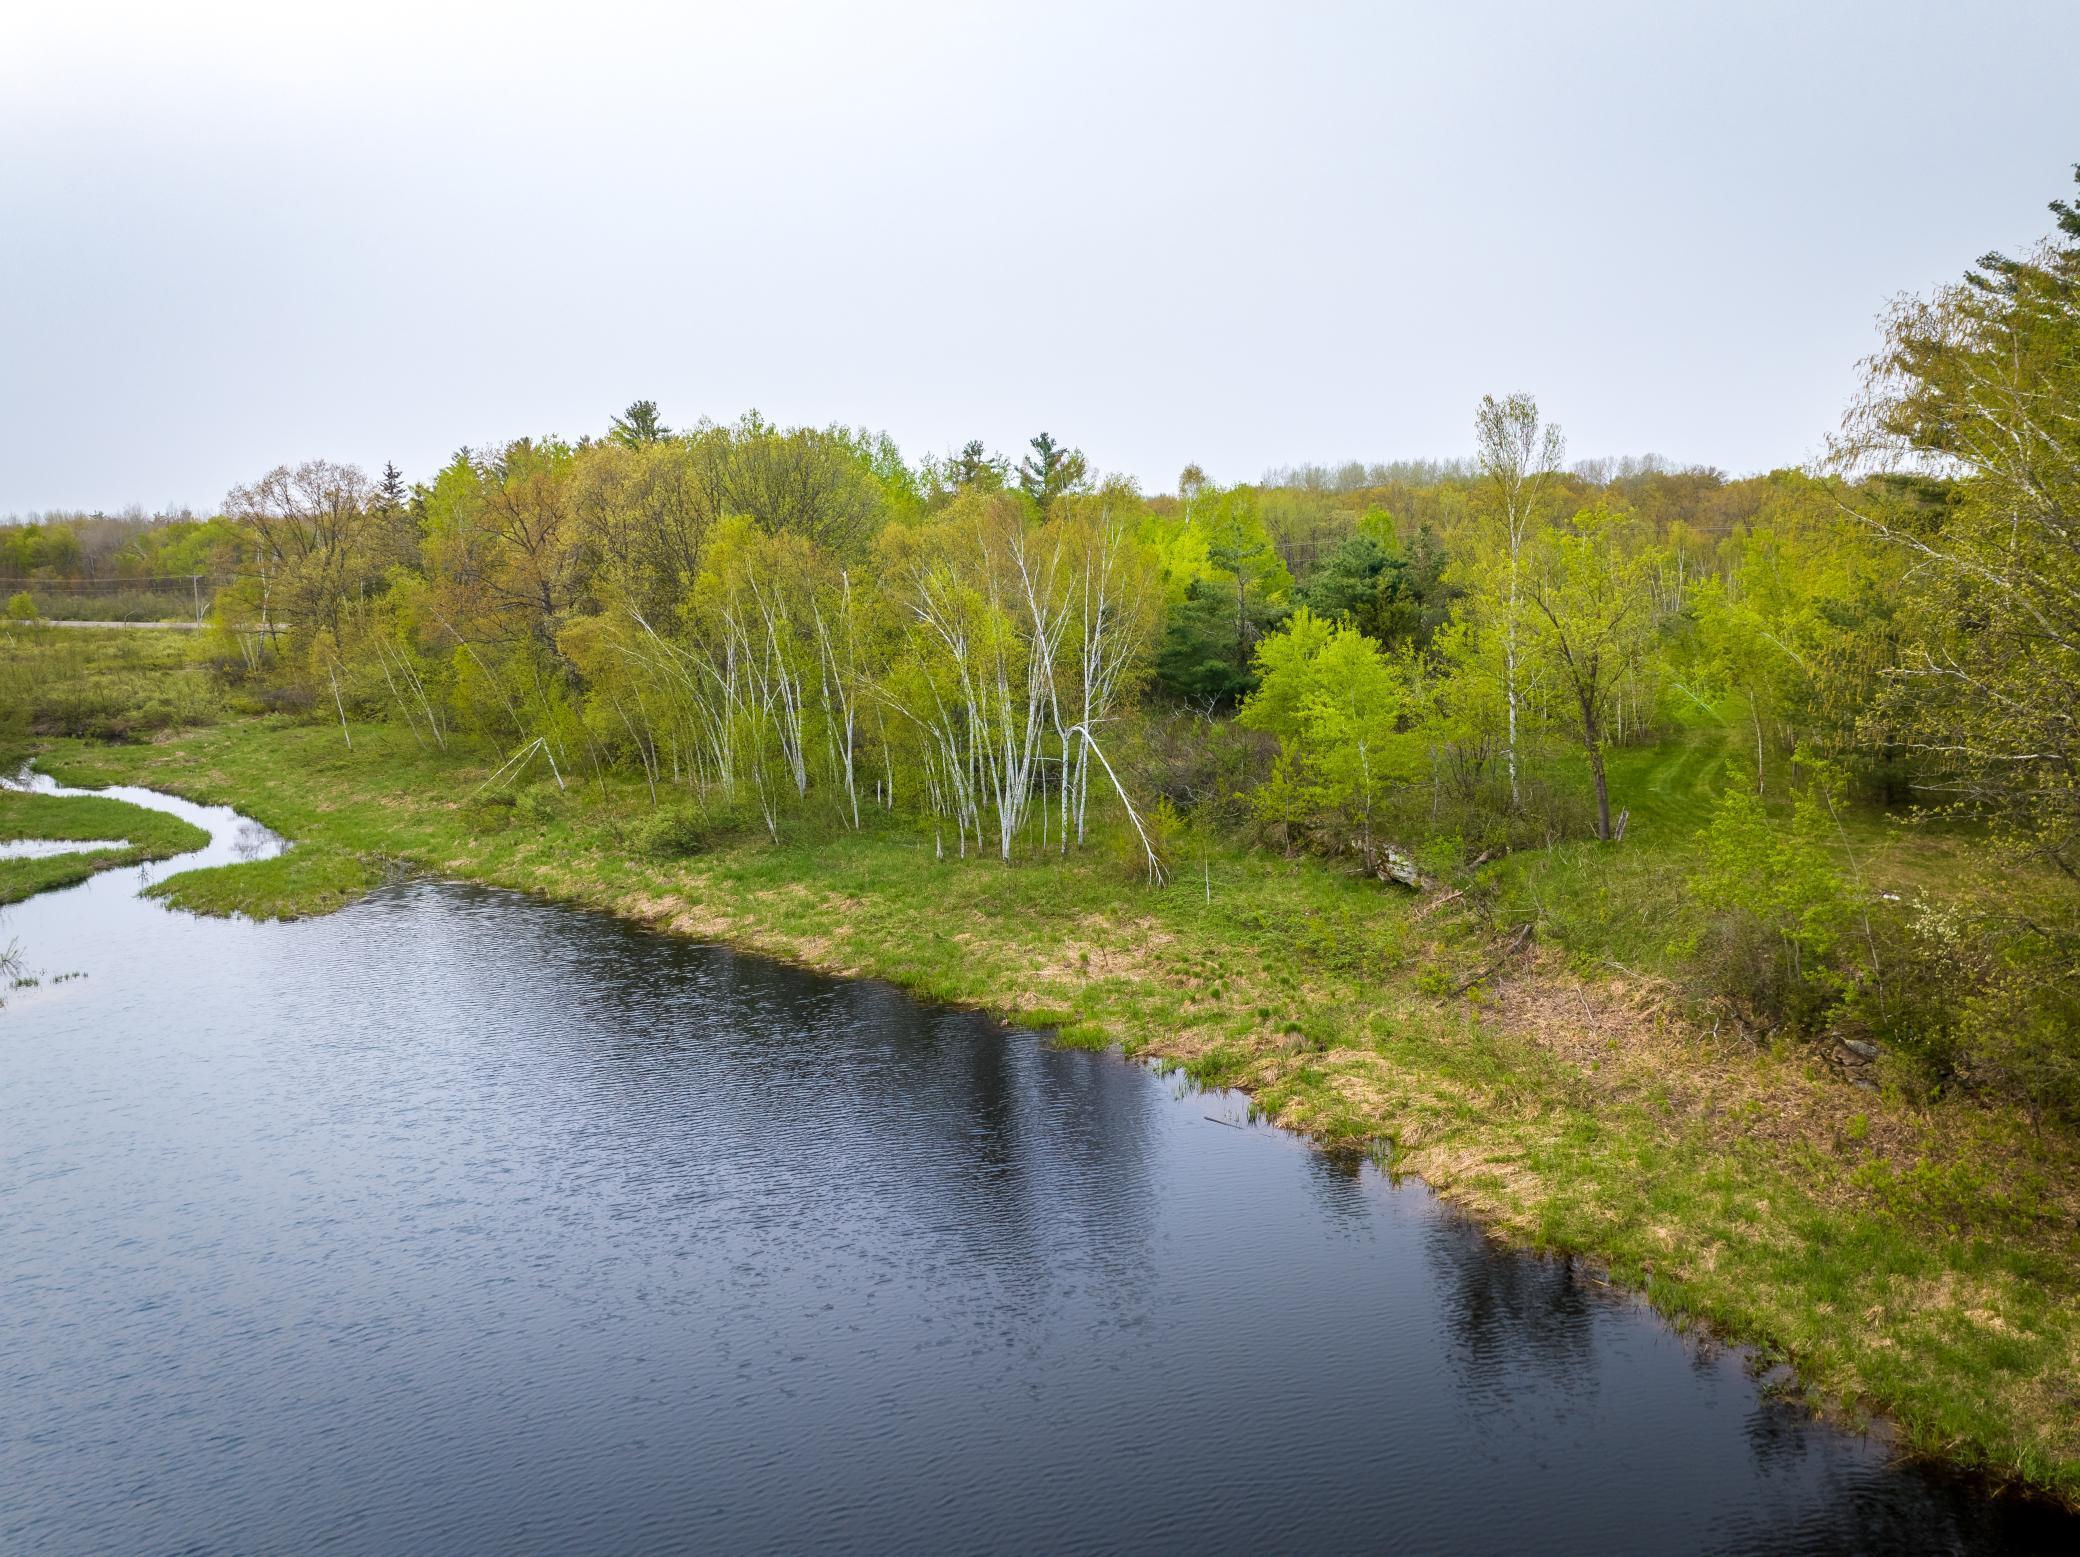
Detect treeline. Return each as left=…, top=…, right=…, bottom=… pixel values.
left=171, top=409, right=1898, bottom=857
left=1, top=508, right=246, bottom=622
left=198, top=415, right=1175, bottom=870
left=0, top=508, right=241, bottom=581
left=13, top=173, right=2078, bottom=1118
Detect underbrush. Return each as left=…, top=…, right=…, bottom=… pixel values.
left=34, top=590, right=199, bottom=623
left=1483, top=741, right=2080, bottom=1126
left=626, top=801, right=761, bottom=859
left=0, top=625, right=222, bottom=748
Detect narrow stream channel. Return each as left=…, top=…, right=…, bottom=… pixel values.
left=1, top=778, right=2068, bottom=1553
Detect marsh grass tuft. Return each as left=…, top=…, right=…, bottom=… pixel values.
left=0, top=788, right=209, bottom=904
left=146, top=844, right=384, bottom=921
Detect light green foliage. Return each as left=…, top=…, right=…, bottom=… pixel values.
left=1840, top=170, right=2080, bottom=877
left=1239, top=607, right=1412, bottom=844
left=1521, top=504, right=1667, bottom=838
left=1878, top=891, right=2080, bottom=1126
left=1680, top=475, right=1901, bottom=794
left=1679, top=773, right=1854, bottom=1019
left=0, top=512, right=249, bottom=623
left=1149, top=485, right=1293, bottom=702
left=0, top=624, right=221, bottom=747
left=6, top=591, right=37, bottom=621
left=1417, top=613, right=1518, bottom=812
left=632, top=804, right=714, bottom=860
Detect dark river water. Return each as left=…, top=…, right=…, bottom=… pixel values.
left=1, top=779, right=2068, bottom=1554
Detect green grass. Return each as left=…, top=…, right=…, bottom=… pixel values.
left=146, top=843, right=382, bottom=921
left=1482, top=707, right=2004, bottom=980
left=1, top=850, right=134, bottom=903
left=0, top=622, right=223, bottom=757
left=0, top=788, right=210, bottom=904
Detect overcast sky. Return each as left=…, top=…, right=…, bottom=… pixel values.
left=3, top=0, right=2077, bottom=515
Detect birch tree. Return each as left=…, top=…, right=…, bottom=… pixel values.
left=1474, top=393, right=1566, bottom=810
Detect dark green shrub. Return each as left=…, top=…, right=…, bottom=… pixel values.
left=512, top=783, right=568, bottom=827
left=634, top=805, right=713, bottom=859
left=459, top=793, right=516, bottom=834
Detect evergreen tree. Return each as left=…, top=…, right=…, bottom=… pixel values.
left=609, top=399, right=670, bottom=447
left=1838, top=164, right=2080, bottom=880
left=1016, top=432, right=1089, bottom=510
left=950, top=439, right=1008, bottom=492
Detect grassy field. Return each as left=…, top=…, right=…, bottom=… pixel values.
left=0, top=622, right=222, bottom=750
left=8, top=625, right=2079, bottom=1504
left=0, top=787, right=209, bottom=904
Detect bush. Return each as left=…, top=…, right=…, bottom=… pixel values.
left=1667, top=773, right=2080, bottom=1125
left=1397, top=769, right=1596, bottom=860
left=634, top=804, right=713, bottom=860
left=253, top=684, right=317, bottom=717
left=1673, top=777, right=1858, bottom=1032
left=40, top=589, right=192, bottom=622
left=1104, top=796, right=1184, bottom=885
left=512, top=782, right=568, bottom=826
left=1863, top=897, right=2080, bottom=1125
left=1119, top=706, right=1271, bottom=828
left=1685, top=907, right=1845, bottom=1032
left=459, top=793, right=516, bottom=834
left=1236, top=608, right=1417, bottom=847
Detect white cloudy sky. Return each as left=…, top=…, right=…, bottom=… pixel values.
left=3, top=0, right=2077, bottom=513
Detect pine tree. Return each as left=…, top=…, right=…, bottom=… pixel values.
left=949, top=439, right=1007, bottom=492
left=1016, top=432, right=1089, bottom=510
left=609, top=400, right=670, bottom=447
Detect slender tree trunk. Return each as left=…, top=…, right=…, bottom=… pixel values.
left=328, top=662, right=352, bottom=750
left=1587, top=728, right=1612, bottom=841
left=1235, top=576, right=1248, bottom=677
left=1504, top=544, right=1521, bottom=810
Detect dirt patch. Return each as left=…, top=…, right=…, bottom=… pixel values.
left=621, top=890, right=736, bottom=941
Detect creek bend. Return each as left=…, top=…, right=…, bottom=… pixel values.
left=0, top=781, right=2067, bottom=1554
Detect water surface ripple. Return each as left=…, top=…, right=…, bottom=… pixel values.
left=0, top=785, right=2067, bottom=1554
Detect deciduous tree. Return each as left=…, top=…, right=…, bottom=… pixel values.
left=1474, top=393, right=1566, bottom=809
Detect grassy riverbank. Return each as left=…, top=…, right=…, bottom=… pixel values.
left=23, top=704, right=2080, bottom=1506
left=0, top=788, right=209, bottom=904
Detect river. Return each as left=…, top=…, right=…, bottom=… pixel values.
left=0, top=778, right=2067, bottom=1553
